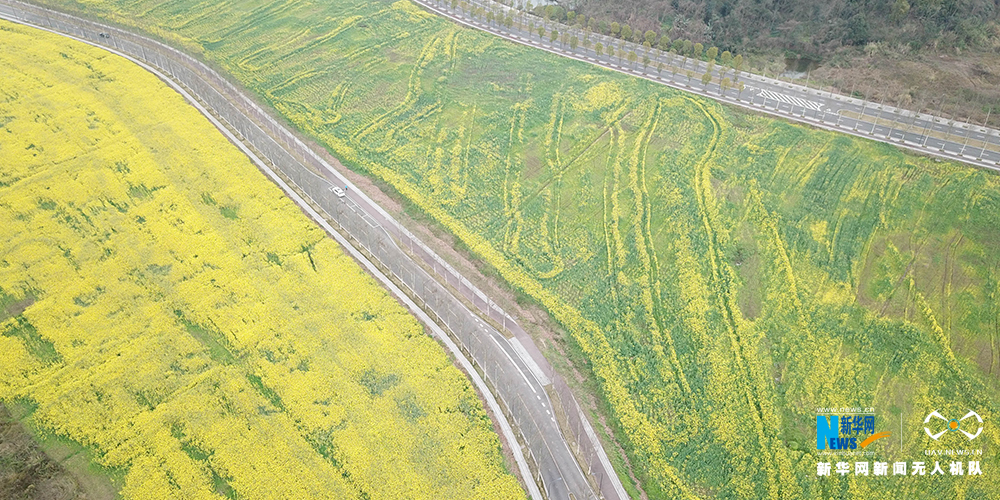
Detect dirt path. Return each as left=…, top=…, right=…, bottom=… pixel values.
left=0, top=403, right=114, bottom=500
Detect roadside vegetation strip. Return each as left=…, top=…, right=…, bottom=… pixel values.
left=24, top=0, right=1000, bottom=497
left=0, top=20, right=524, bottom=500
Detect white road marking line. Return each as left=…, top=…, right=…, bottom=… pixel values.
left=754, top=88, right=823, bottom=111
left=509, top=337, right=551, bottom=385
left=491, top=335, right=536, bottom=393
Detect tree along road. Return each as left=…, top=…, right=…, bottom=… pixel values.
left=415, top=0, right=1000, bottom=173
left=0, top=2, right=625, bottom=499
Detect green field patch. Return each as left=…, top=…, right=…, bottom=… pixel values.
left=246, top=373, right=285, bottom=413
left=125, top=182, right=163, bottom=199
left=146, top=263, right=172, bottom=276
left=1, top=317, right=60, bottom=365
left=73, top=286, right=105, bottom=307
left=359, top=368, right=400, bottom=397
left=395, top=393, right=426, bottom=423
left=265, top=252, right=282, bottom=266
left=729, top=222, right=762, bottom=320
left=169, top=424, right=239, bottom=499
left=219, top=205, right=239, bottom=219
left=174, top=310, right=236, bottom=365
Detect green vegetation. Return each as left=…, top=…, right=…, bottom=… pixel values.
left=175, top=311, right=238, bottom=365
left=531, top=0, right=1000, bottom=130
left=558, top=0, right=1000, bottom=58
left=39, top=0, right=1000, bottom=497
left=1, top=317, right=61, bottom=365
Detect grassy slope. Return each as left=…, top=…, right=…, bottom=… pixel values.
left=36, top=0, right=1000, bottom=497
left=0, top=20, right=522, bottom=500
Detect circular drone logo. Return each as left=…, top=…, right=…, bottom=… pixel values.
left=924, top=410, right=983, bottom=441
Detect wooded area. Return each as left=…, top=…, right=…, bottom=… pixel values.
left=521, top=0, right=1000, bottom=126
left=558, top=0, right=999, bottom=58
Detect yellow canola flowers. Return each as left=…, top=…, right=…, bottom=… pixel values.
left=0, top=21, right=523, bottom=500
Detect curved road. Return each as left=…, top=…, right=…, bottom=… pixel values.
left=414, top=0, right=1000, bottom=173
left=0, top=3, right=621, bottom=499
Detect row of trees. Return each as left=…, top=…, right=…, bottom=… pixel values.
left=446, top=0, right=1000, bottom=134
left=445, top=0, right=746, bottom=78
left=440, top=0, right=754, bottom=102
left=521, top=1, right=745, bottom=68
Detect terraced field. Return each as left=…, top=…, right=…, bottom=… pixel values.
left=0, top=20, right=524, bottom=500
left=23, top=0, right=1000, bottom=497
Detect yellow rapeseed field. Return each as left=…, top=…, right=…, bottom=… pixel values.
left=0, top=20, right=523, bottom=500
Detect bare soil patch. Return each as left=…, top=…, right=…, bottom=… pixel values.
left=0, top=404, right=88, bottom=500
left=750, top=49, right=1000, bottom=129
left=2, top=296, right=35, bottom=322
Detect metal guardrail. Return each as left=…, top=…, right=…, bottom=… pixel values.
left=0, top=2, right=628, bottom=498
